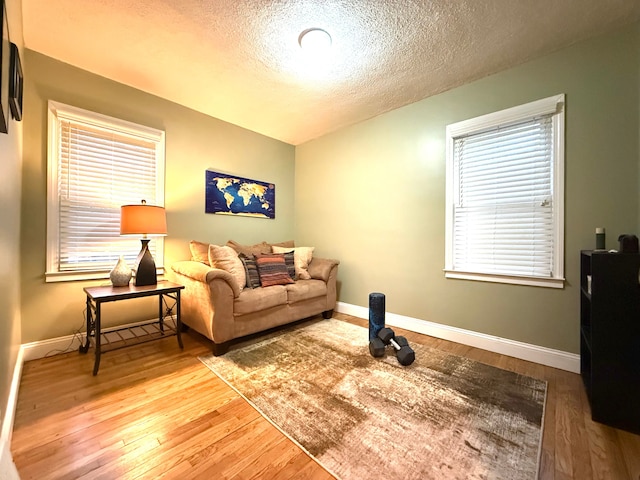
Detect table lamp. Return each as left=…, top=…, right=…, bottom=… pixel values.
left=120, top=200, right=167, bottom=286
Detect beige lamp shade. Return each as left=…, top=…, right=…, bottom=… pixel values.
left=120, top=203, right=167, bottom=236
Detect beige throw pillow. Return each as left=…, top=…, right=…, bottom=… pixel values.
left=272, top=246, right=314, bottom=280
left=208, top=244, right=246, bottom=292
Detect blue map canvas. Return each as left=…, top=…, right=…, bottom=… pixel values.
left=205, top=170, right=275, bottom=219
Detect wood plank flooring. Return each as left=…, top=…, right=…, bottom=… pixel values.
left=11, top=313, right=640, bottom=479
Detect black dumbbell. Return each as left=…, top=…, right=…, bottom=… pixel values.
left=369, top=337, right=385, bottom=357
left=370, top=333, right=409, bottom=358
left=378, top=328, right=415, bottom=366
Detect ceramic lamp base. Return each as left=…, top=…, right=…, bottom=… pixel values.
left=134, top=239, right=157, bottom=286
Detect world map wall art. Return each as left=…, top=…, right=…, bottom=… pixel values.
left=205, top=170, right=275, bottom=219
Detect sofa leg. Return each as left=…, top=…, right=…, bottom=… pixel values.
left=212, top=341, right=231, bottom=356
left=322, top=309, right=333, bottom=319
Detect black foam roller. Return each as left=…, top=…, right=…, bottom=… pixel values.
left=368, top=292, right=385, bottom=341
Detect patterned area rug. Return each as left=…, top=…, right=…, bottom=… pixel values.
left=199, top=319, right=546, bottom=480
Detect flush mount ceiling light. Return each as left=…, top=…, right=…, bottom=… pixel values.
left=298, top=28, right=332, bottom=53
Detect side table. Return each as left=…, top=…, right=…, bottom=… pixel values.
left=80, top=281, right=185, bottom=375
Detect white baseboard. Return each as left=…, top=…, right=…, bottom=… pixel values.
left=21, top=316, right=178, bottom=362
left=0, top=437, right=20, bottom=480
left=1, top=345, right=24, bottom=446
left=336, top=301, right=580, bottom=373
left=21, top=333, right=83, bottom=362
left=1, top=315, right=179, bottom=455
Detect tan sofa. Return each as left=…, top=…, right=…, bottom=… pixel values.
left=169, top=240, right=339, bottom=355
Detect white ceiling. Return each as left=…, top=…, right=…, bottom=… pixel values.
left=21, top=0, right=640, bottom=145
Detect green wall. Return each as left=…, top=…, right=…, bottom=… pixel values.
left=20, top=51, right=295, bottom=342
left=0, top=0, right=23, bottom=437
left=295, top=23, right=640, bottom=353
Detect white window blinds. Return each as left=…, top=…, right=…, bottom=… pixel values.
left=452, top=116, right=553, bottom=277
left=445, top=94, right=565, bottom=288
left=47, top=101, right=165, bottom=282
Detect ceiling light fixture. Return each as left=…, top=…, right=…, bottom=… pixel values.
left=298, top=28, right=332, bottom=53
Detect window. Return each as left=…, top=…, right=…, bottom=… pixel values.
left=444, top=94, right=565, bottom=288
left=46, top=101, right=165, bottom=282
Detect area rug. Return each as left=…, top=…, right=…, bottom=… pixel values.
left=199, top=319, right=546, bottom=480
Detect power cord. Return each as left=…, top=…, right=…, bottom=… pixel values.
left=41, top=308, right=87, bottom=358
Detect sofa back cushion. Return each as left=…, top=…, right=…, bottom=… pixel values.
left=189, top=240, right=210, bottom=264
left=227, top=240, right=271, bottom=256
left=227, top=240, right=295, bottom=257
left=192, top=239, right=296, bottom=264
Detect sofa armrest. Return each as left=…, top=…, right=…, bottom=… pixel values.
left=168, top=260, right=237, bottom=344
left=308, top=257, right=340, bottom=283
left=171, top=260, right=241, bottom=298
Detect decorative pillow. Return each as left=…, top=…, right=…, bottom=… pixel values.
left=283, top=251, right=296, bottom=280
left=189, top=240, right=210, bottom=264
left=226, top=240, right=272, bottom=257
left=272, top=246, right=315, bottom=280
left=208, top=244, right=246, bottom=292
left=255, top=253, right=295, bottom=287
left=239, top=253, right=261, bottom=289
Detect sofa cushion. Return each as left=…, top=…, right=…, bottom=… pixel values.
left=272, top=246, right=315, bottom=280
left=285, top=279, right=327, bottom=304
left=239, top=253, right=261, bottom=289
left=208, top=244, right=246, bottom=292
left=234, top=285, right=288, bottom=315
left=255, top=253, right=295, bottom=287
left=227, top=240, right=271, bottom=256
left=189, top=240, right=210, bottom=264
left=271, top=240, right=295, bottom=249
left=227, top=240, right=295, bottom=256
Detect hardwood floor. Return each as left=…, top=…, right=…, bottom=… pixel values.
left=10, top=313, right=640, bottom=479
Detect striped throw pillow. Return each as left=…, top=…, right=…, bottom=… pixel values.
left=255, top=253, right=295, bottom=287
left=283, top=251, right=296, bottom=280
left=239, top=253, right=261, bottom=289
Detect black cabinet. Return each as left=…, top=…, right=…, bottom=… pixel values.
left=580, top=250, right=640, bottom=433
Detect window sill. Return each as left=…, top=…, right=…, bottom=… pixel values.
left=45, top=268, right=165, bottom=283
left=444, top=270, right=564, bottom=289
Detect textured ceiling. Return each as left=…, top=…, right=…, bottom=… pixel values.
left=21, top=0, right=640, bottom=145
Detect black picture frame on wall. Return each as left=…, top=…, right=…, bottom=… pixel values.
left=0, top=0, right=10, bottom=134
left=9, top=42, right=21, bottom=120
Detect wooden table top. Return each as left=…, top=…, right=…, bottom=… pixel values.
left=83, top=280, right=184, bottom=302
